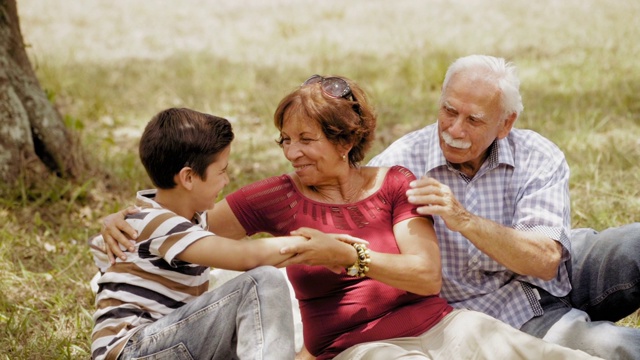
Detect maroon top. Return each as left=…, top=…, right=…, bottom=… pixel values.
left=226, top=166, right=453, bottom=359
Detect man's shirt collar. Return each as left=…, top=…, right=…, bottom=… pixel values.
left=425, top=134, right=516, bottom=176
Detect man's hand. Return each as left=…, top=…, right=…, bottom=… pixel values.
left=408, top=177, right=563, bottom=280
left=101, top=206, right=140, bottom=264
left=406, top=176, right=473, bottom=233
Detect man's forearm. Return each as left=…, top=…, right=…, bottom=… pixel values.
left=460, top=215, right=562, bottom=280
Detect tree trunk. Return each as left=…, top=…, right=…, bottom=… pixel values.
left=0, top=0, right=85, bottom=184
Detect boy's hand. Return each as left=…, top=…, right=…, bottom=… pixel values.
left=101, top=206, right=140, bottom=264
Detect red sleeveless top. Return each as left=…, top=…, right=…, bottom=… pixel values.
left=226, top=166, right=452, bottom=359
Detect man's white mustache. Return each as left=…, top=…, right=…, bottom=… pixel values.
left=441, top=131, right=471, bottom=149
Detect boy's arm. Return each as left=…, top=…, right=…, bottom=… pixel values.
left=100, top=199, right=247, bottom=264
left=176, top=235, right=307, bottom=271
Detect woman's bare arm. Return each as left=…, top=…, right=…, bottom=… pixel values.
left=278, top=217, right=442, bottom=296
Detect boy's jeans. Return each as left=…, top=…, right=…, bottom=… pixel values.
left=521, top=223, right=640, bottom=360
left=118, top=266, right=295, bottom=360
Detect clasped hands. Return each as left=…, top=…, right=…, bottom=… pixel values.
left=100, top=208, right=367, bottom=274
left=278, top=228, right=367, bottom=273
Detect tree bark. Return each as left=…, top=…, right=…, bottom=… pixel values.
left=0, top=0, right=85, bottom=184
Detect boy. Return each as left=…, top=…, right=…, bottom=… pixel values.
left=89, top=108, right=305, bottom=360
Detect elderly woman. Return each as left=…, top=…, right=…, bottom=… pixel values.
left=101, top=75, right=600, bottom=360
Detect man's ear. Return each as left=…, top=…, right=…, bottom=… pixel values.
left=176, top=167, right=194, bottom=190
left=497, top=112, right=517, bottom=140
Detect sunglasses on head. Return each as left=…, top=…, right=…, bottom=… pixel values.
left=302, top=75, right=353, bottom=100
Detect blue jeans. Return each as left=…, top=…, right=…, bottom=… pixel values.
left=521, top=223, right=640, bottom=359
left=118, top=266, right=295, bottom=360
left=569, top=224, right=640, bottom=321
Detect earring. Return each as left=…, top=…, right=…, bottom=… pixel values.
left=342, top=154, right=347, bottom=161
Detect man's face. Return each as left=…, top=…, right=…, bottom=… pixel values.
left=437, top=71, right=514, bottom=177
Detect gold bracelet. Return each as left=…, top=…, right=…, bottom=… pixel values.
left=345, top=243, right=370, bottom=277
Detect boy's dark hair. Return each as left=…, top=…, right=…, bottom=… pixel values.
left=139, top=108, right=234, bottom=189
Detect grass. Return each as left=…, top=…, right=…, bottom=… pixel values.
left=2, top=0, right=639, bottom=357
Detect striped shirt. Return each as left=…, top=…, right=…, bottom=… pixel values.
left=89, top=189, right=212, bottom=360
left=368, top=122, right=572, bottom=329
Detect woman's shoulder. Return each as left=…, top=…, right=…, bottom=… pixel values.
left=364, top=165, right=416, bottom=187
left=353, top=166, right=415, bottom=203
left=387, top=165, right=417, bottom=179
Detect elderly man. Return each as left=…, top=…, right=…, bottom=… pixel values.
left=368, top=54, right=640, bottom=359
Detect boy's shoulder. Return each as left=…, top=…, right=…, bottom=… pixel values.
left=132, top=189, right=195, bottom=229
left=88, top=206, right=208, bottom=272
left=127, top=206, right=207, bottom=244
left=88, top=190, right=197, bottom=273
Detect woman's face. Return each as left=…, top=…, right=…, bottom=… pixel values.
left=279, top=114, right=345, bottom=186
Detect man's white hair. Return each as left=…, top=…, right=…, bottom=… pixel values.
left=440, top=55, right=524, bottom=120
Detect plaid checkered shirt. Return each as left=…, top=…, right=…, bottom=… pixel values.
left=368, top=122, right=572, bottom=329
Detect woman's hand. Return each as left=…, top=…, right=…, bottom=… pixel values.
left=279, top=227, right=359, bottom=273
left=100, top=206, right=140, bottom=264
left=329, top=233, right=369, bottom=245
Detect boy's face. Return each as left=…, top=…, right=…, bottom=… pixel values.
left=192, top=145, right=231, bottom=212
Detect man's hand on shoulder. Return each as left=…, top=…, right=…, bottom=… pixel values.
left=406, top=176, right=473, bottom=233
